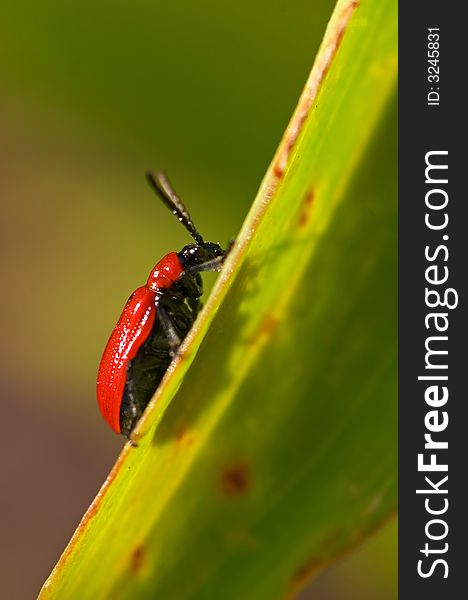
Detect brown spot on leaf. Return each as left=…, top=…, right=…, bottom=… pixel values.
left=260, top=313, right=279, bottom=336
left=292, top=558, right=323, bottom=590
left=246, top=313, right=279, bottom=345
left=219, top=462, right=251, bottom=497
left=273, top=162, right=285, bottom=179
left=130, top=545, right=146, bottom=575
left=299, top=189, right=315, bottom=228
left=175, top=427, right=195, bottom=449
left=284, top=529, right=344, bottom=598
left=286, top=550, right=335, bottom=599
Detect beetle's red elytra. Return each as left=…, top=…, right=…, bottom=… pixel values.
left=97, top=172, right=228, bottom=438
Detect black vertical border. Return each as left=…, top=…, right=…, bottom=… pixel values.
left=399, top=2, right=467, bottom=598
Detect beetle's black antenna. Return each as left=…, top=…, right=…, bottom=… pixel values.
left=146, top=171, right=204, bottom=245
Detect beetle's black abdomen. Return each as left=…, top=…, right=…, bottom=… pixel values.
left=119, top=284, right=200, bottom=437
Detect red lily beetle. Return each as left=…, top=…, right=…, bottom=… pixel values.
left=97, top=172, right=227, bottom=438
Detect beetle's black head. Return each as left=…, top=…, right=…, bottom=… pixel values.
left=178, top=242, right=224, bottom=270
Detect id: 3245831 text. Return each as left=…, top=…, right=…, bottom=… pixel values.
left=427, top=27, right=440, bottom=106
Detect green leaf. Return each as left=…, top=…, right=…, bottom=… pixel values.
left=40, top=0, right=397, bottom=598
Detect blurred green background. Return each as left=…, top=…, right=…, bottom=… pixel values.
left=0, top=1, right=396, bottom=598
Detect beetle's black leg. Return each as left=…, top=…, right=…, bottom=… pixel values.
left=188, top=296, right=202, bottom=319
left=157, top=301, right=181, bottom=357
left=225, top=238, right=235, bottom=255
